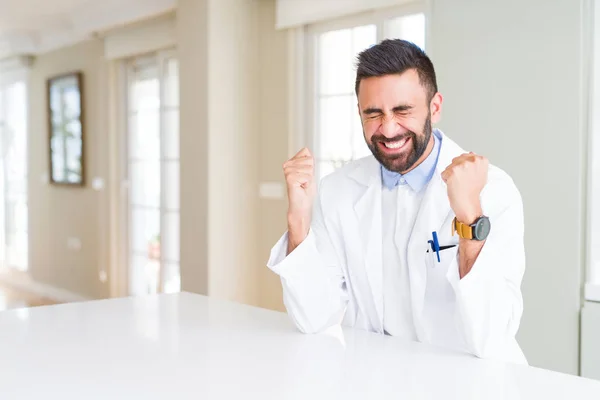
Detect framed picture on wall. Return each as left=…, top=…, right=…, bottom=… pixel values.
left=47, top=71, right=85, bottom=186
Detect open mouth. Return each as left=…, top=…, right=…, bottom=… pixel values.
left=378, top=137, right=411, bottom=153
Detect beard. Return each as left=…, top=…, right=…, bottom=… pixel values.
left=366, top=115, right=432, bottom=174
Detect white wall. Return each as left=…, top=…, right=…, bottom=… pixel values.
left=429, top=0, right=586, bottom=374
left=581, top=301, right=600, bottom=379
left=587, top=0, right=600, bottom=287
left=581, top=0, right=600, bottom=379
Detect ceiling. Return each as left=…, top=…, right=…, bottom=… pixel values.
left=0, top=0, right=175, bottom=59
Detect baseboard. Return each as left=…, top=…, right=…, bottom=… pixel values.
left=0, top=272, right=92, bottom=303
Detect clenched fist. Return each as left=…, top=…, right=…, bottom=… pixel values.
left=441, top=152, right=488, bottom=225
left=283, top=148, right=316, bottom=254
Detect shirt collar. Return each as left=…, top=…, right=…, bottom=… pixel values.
left=380, top=129, right=442, bottom=192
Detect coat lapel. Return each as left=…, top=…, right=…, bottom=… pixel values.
left=349, top=158, right=384, bottom=332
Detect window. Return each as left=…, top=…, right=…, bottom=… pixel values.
left=125, top=51, right=180, bottom=296
left=0, top=81, right=28, bottom=271
left=307, top=10, right=426, bottom=181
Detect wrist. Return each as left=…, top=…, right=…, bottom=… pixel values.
left=287, top=212, right=310, bottom=240
left=455, top=202, right=483, bottom=225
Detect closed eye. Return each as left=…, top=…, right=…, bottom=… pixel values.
left=393, top=105, right=413, bottom=114
left=362, top=107, right=383, bottom=119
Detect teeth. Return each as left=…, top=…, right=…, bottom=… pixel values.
left=384, top=138, right=408, bottom=149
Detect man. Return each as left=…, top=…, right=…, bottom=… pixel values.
left=267, top=39, right=526, bottom=364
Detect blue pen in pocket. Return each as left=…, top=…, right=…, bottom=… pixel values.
left=427, top=231, right=457, bottom=264
left=427, top=231, right=441, bottom=263
left=432, top=231, right=441, bottom=262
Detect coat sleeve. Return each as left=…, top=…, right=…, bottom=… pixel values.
left=267, top=184, right=348, bottom=334
left=446, top=175, right=526, bottom=362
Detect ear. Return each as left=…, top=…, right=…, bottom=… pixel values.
left=429, top=92, right=443, bottom=124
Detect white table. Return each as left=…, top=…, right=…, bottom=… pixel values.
left=0, top=293, right=599, bottom=399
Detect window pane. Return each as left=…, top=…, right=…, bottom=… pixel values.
left=130, top=161, right=160, bottom=208
left=129, top=112, right=160, bottom=160
left=162, top=212, right=179, bottom=263
left=352, top=24, right=377, bottom=77
left=318, top=25, right=376, bottom=96
left=385, top=14, right=426, bottom=50
left=4, top=181, right=27, bottom=198
left=130, top=70, right=159, bottom=112
left=318, top=161, right=337, bottom=182
left=318, top=95, right=354, bottom=161
left=5, top=82, right=27, bottom=178
left=164, top=161, right=179, bottom=211
left=6, top=231, right=27, bottom=271
left=163, top=59, right=179, bottom=108
left=129, top=254, right=159, bottom=296
left=14, top=201, right=27, bottom=237
left=162, top=262, right=180, bottom=294
left=130, top=207, right=160, bottom=254
left=163, top=109, right=179, bottom=159
left=319, top=29, right=353, bottom=95
left=1, top=81, right=28, bottom=271
left=5, top=197, right=28, bottom=270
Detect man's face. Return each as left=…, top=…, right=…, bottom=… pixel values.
left=357, top=69, right=441, bottom=174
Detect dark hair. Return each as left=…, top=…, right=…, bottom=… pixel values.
left=355, top=39, right=438, bottom=100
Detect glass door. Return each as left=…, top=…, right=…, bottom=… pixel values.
left=0, top=81, right=28, bottom=271
left=126, top=51, right=180, bottom=295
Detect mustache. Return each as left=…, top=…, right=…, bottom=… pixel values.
left=371, top=132, right=416, bottom=143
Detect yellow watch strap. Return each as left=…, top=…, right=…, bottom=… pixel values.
left=452, top=217, right=473, bottom=240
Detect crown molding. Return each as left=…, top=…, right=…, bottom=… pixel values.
left=0, top=55, right=34, bottom=71
left=70, top=0, right=176, bottom=35
left=0, top=0, right=176, bottom=58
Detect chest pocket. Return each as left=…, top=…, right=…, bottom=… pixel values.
left=424, top=238, right=459, bottom=302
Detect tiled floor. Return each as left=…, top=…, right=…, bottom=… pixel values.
left=0, top=284, right=56, bottom=312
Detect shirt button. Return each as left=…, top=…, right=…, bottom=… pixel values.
left=399, top=178, right=406, bottom=184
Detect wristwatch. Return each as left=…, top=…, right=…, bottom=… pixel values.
left=452, top=216, right=491, bottom=241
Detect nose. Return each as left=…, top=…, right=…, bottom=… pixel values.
left=379, top=115, right=405, bottom=138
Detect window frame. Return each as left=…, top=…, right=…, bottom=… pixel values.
left=304, top=3, right=428, bottom=180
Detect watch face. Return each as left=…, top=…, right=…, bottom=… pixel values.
left=474, top=217, right=491, bottom=240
